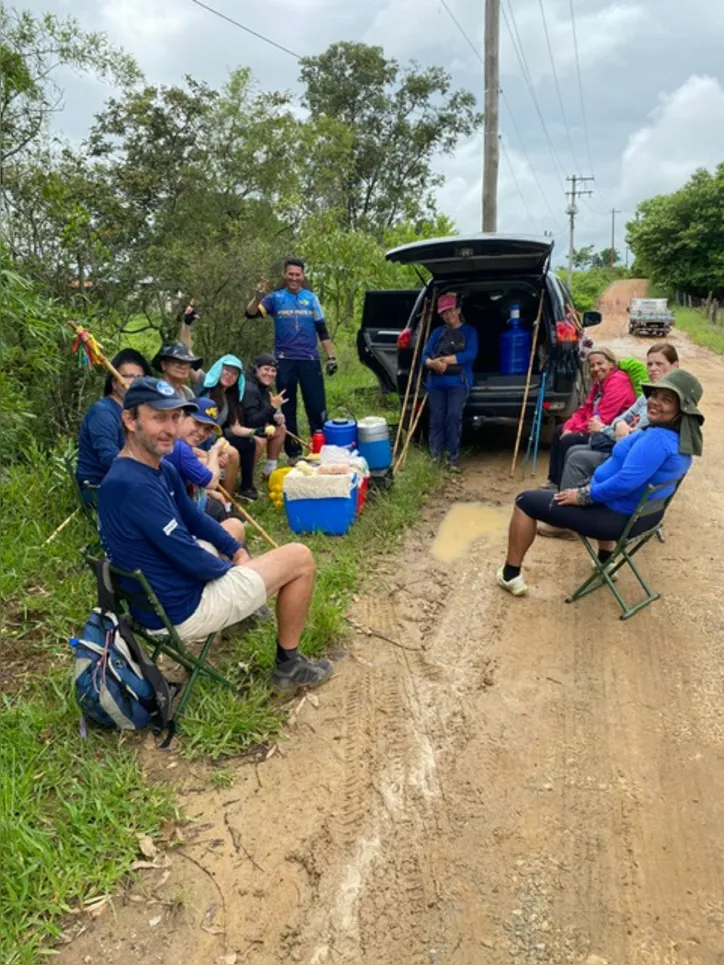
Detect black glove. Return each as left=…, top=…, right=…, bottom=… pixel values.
left=183, top=308, right=199, bottom=326
left=326, top=357, right=338, bottom=376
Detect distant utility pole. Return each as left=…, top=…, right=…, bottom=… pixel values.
left=566, top=175, right=594, bottom=289
left=482, top=0, right=500, bottom=232
left=610, top=208, right=621, bottom=267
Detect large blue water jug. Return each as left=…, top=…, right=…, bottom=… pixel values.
left=500, top=304, right=531, bottom=375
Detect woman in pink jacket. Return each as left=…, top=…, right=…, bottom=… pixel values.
left=543, top=346, right=636, bottom=489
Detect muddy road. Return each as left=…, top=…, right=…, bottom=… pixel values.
left=62, top=280, right=724, bottom=965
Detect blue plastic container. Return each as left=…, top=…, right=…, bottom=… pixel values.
left=324, top=418, right=357, bottom=448
left=500, top=304, right=531, bottom=375
left=357, top=416, right=392, bottom=470
left=284, top=479, right=359, bottom=535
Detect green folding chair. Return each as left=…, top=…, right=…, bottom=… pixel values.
left=85, top=556, right=234, bottom=722
left=63, top=450, right=100, bottom=532
left=566, top=479, right=683, bottom=620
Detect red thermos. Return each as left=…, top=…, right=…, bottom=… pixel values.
left=311, top=430, right=325, bottom=453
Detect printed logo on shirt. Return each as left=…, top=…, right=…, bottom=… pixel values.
left=162, top=518, right=178, bottom=536
left=156, top=380, right=175, bottom=397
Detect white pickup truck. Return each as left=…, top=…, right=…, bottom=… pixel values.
left=627, top=298, right=675, bottom=337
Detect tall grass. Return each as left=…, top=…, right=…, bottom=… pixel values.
left=673, top=307, right=724, bottom=355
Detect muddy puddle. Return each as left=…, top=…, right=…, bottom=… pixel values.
left=430, top=501, right=509, bottom=563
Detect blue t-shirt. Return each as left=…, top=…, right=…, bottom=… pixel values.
left=163, top=439, right=214, bottom=510
left=422, top=324, right=479, bottom=389
left=258, top=287, right=326, bottom=360
left=76, top=396, right=124, bottom=486
left=97, top=458, right=241, bottom=628
left=590, top=427, right=691, bottom=516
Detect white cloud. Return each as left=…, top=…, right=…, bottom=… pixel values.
left=98, top=0, right=199, bottom=52
left=619, top=75, right=724, bottom=204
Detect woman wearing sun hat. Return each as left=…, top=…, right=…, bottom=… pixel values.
left=421, top=292, right=479, bottom=472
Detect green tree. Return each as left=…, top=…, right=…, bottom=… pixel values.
left=299, top=42, right=480, bottom=236
left=572, top=244, right=595, bottom=269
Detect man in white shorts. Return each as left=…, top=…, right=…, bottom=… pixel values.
left=97, top=376, right=332, bottom=694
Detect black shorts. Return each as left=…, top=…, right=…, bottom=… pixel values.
left=516, top=490, right=663, bottom=542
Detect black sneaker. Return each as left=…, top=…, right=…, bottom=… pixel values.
left=238, top=487, right=259, bottom=501
left=271, top=653, right=333, bottom=695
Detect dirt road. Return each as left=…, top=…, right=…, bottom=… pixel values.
left=62, top=280, right=724, bottom=965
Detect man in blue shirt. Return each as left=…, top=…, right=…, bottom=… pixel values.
left=246, top=258, right=337, bottom=459
left=76, top=348, right=151, bottom=502
left=97, top=376, right=332, bottom=694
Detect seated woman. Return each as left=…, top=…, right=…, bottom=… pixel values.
left=422, top=292, right=478, bottom=473
left=201, top=354, right=257, bottom=501
left=544, top=346, right=636, bottom=489
left=242, top=355, right=287, bottom=479
left=497, top=369, right=704, bottom=597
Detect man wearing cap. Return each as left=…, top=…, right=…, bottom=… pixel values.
left=422, top=293, right=478, bottom=472
left=97, top=376, right=333, bottom=694
left=76, top=348, right=152, bottom=502
left=245, top=258, right=337, bottom=460
left=152, top=342, right=205, bottom=401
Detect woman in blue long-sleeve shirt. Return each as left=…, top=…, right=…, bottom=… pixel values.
left=422, top=293, right=479, bottom=472
left=496, top=369, right=704, bottom=597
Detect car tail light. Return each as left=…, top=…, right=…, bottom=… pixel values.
left=542, top=400, right=552, bottom=410
left=397, top=328, right=412, bottom=350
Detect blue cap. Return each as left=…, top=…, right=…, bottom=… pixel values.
left=123, top=376, right=199, bottom=413
left=191, top=396, right=223, bottom=435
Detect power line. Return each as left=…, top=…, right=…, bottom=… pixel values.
left=568, top=0, right=593, bottom=177
left=499, top=0, right=566, bottom=191
left=439, top=0, right=559, bottom=226
left=500, top=135, right=541, bottom=233
left=190, top=0, right=302, bottom=60
left=537, top=0, right=580, bottom=172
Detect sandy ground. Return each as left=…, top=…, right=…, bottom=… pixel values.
left=58, top=280, right=724, bottom=965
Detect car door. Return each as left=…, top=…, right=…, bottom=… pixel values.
left=357, top=289, right=422, bottom=392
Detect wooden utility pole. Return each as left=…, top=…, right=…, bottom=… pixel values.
left=610, top=208, right=621, bottom=266
left=482, top=0, right=500, bottom=232
left=565, top=175, right=594, bottom=289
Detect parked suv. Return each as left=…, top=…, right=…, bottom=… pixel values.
left=357, top=233, right=601, bottom=433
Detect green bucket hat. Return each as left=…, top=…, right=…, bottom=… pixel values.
left=641, top=368, right=704, bottom=456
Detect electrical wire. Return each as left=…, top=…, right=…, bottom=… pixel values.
left=568, top=0, right=593, bottom=178
left=537, top=0, right=580, bottom=172
left=190, top=0, right=302, bottom=60
left=500, top=135, right=541, bottom=233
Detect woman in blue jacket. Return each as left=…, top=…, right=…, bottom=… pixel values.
left=422, top=293, right=479, bottom=472
left=496, top=369, right=704, bottom=597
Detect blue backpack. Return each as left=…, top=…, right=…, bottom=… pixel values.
left=72, top=560, right=177, bottom=744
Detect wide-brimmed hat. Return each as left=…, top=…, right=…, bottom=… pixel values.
left=151, top=342, right=203, bottom=371
left=642, top=369, right=703, bottom=420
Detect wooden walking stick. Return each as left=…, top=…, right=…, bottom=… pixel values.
left=284, top=428, right=312, bottom=451
left=510, top=290, right=546, bottom=476
left=218, top=485, right=279, bottom=549
left=43, top=508, right=80, bottom=546
left=393, top=394, right=428, bottom=474
left=392, top=297, right=433, bottom=463
left=394, top=299, right=434, bottom=469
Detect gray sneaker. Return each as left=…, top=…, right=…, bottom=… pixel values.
left=271, top=653, right=333, bottom=695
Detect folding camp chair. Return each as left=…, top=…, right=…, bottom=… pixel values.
left=85, top=556, right=234, bottom=721
left=565, top=479, right=682, bottom=620
left=63, top=450, right=99, bottom=531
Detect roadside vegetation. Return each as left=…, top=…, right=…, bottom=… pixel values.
left=671, top=307, right=724, bottom=356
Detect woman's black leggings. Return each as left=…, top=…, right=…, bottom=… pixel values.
left=223, top=431, right=256, bottom=490
left=547, top=426, right=590, bottom=487
left=516, top=490, right=663, bottom=541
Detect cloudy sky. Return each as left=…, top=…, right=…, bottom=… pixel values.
left=32, top=0, right=724, bottom=258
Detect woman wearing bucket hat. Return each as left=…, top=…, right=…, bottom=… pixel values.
left=497, top=368, right=704, bottom=597
left=151, top=342, right=205, bottom=401
left=543, top=345, right=636, bottom=490
left=200, top=355, right=258, bottom=500
left=421, top=293, right=479, bottom=472
left=76, top=347, right=152, bottom=501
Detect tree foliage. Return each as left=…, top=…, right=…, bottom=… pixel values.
left=627, top=165, right=724, bottom=296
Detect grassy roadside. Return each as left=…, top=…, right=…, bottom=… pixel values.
left=0, top=344, right=442, bottom=961
left=673, top=307, right=724, bottom=355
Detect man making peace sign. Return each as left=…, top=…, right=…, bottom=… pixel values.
left=245, top=258, right=337, bottom=460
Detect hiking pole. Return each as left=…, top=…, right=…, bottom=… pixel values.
left=393, top=394, right=428, bottom=474
left=218, top=485, right=279, bottom=549
left=43, top=508, right=80, bottom=546
left=395, top=302, right=434, bottom=470
left=530, top=368, right=549, bottom=474
left=392, top=297, right=433, bottom=464
left=510, top=290, right=545, bottom=476
left=67, top=322, right=125, bottom=383
left=284, top=429, right=312, bottom=452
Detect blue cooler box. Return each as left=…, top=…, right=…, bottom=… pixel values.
left=284, top=477, right=359, bottom=535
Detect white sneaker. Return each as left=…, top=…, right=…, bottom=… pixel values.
left=496, top=566, right=529, bottom=597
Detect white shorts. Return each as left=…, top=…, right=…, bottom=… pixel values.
left=173, top=563, right=267, bottom=642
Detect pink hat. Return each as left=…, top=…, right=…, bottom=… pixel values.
left=437, top=293, right=458, bottom=314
